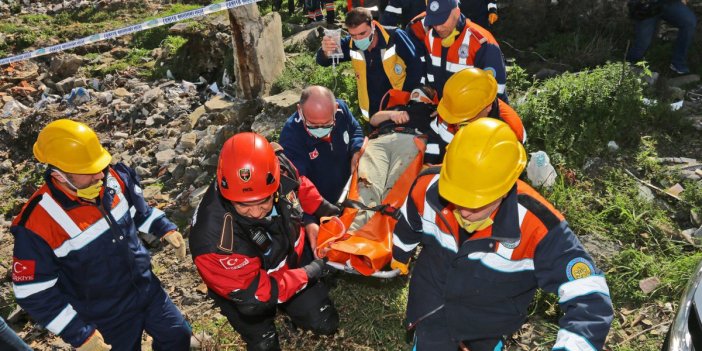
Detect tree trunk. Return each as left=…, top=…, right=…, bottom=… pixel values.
left=227, top=5, right=285, bottom=100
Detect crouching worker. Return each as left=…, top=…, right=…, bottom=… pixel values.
left=392, top=119, right=613, bottom=350
left=189, top=133, right=340, bottom=351
left=11, top=119, right=191, bottom=350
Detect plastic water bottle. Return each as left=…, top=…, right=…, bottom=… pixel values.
left=526, top=151, right=557, bottom=188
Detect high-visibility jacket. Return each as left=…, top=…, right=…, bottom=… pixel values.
left=316, top=22, right=424, bottom=119
left=392, top=170, right=614, bottom=349
left=424, top=98, right=525, bottom=164
left=189, top=152, right=339, bottom=313
left=11, top=164, right=177, bottom=347
left=418, top=15, right=507, bottom=101
left=459, top=0, right=497, bottom=29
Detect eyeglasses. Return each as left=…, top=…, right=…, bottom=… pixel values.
left=299, top=108, right=336, bottom=130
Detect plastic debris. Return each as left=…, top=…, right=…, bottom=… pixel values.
left=607, top=141, right=619, bottom=152
left=166, top=69, right=175, bottom=80
left=526, top=151, right=557, bottom=188
left=66, top=87, right=91, bottom=105
left=2, top=100, right=30, bottom=117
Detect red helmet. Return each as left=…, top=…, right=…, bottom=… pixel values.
left=217, top=133, right=280, bottom=202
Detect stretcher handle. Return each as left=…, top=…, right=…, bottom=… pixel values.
left=326, top=261, right=401, bottom=279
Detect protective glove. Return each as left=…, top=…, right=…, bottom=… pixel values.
left=488, top=12, right=499, bottom=25
left=391, top=258, right=409, bottom=275
left=77, top=330, right=111, bottom=351
left=303, top=258, right=330, bottom=280
left=162, top=231, right=187, bottom=260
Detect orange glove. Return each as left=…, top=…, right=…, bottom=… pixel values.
left=488, top=13, right=499, bottom=25
left=162, top=231, right=187, bottom=260
left=77, top=330, right=111, bottom=351
left=391, top=259, right=409, bottom=275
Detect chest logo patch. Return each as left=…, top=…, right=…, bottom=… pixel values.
left=501, top=239, right=520, bottom=249
left=566, top=257, right=594, bottom=281
left=394, top=63, right=403, bottom=75
left=458, top=44, right=469, bottom=59
left=309, top=148, right=319, bottom=160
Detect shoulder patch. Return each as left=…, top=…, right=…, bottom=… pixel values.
left=566, top=257, right=594, bottom=281
left=12, top=258, right=36, bottom=282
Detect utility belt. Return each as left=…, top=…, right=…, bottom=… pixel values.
left=368, top=125, right=422, bottom=139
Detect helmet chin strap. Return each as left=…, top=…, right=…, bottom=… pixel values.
left=51, top=169, right=79, bottom=191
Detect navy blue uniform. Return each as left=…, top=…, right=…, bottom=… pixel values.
left=393, top=171, right=613, bottom=350
left=11, top=164, right=190, bottom=349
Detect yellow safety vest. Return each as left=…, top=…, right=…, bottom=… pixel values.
left=349, top=21, right=407, bottom=120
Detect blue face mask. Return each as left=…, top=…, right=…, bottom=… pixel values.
left=354, top=29, right=374, bottom=51
left=308, top=126, right=333, bottom=138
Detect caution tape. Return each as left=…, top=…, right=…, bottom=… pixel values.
left=0, top=0, right=260, bottom=66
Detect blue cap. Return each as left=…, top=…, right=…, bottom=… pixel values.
left=424, top=0, right=458, bottom=26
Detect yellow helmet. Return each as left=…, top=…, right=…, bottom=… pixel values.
left=33, top=119, right=112, bottom=174
left=437, top=68, right=497, bottom=125
left=439, top=118, right=526, bottom=209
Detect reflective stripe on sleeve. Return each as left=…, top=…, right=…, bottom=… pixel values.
left=13, top=278, right=58, bottom=299
left=385, top=5, right=402, bottom=14
left=553, top=329, right=597, bottom=351
left=45, top=304, right=78, bottom=335
left=558, top=275, right=610, bottom=303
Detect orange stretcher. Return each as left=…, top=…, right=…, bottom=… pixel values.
left=315, top=135, right=426, bottom=277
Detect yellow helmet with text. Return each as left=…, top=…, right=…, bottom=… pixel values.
left=439, top=118, right=526, bottom=208
left=33, top=119, right=112, bottom=174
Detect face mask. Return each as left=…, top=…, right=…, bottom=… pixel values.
left=441, top=28, right=460, bottom=47
left=354, top=28, right=374, bottom=51
left=453, top=210, right=493, bottom=233
left=308, top=127, right=333, bottom=138
left=76, top=181, right=104, bottom=200
left=55, top=170, right=104, bottom=200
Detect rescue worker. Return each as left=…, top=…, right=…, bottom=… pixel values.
left=189, top=133, right=340, bottom=350
left=379, top=0, right=426, bottom=28
left=304, top=0, right=336, bottom=25
left=11, top=119, right=191, bottom=350
left=459, top=0, right=498, bottom=29
left=424, top=67, right=525, bottom=164
left=409, top=0, right=508, bottom=101
left=279, top=86, right=364, bottom=206
left=317, top=7, right=424, bottom=120
left=391, top=118, right=613, bottom=350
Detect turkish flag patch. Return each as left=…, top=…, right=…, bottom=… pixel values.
left=309, top=148, right=319, bottom=160
left=12, top=258, right=36, bottom=282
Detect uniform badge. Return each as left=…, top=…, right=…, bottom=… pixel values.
left=458, top=44, right=469, bottom=59
left=343, top=131, right=350, bottom=144
left=484, top=66, right=497, bottom=77
left=394, top=63, right=403, bottom=75
left=566, top=257, right=594, bottom=281
left=309, top=148, right=319, bottom=160
left=429, top=1, right=439, bottom=12
left=106, top=175, right=120, bottom=192
left=286, top=191, right=302, bottom=210
left=12, top=258, right=35, bottom=282
left=238, top=168, right=251, bottom=182
left=501, top=239, right=520, bottom=249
